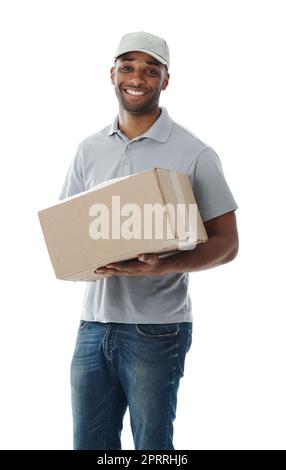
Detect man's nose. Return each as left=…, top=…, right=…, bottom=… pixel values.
left=127, top=69, right=147, bottom=85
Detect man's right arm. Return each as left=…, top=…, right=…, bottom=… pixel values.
left=59, top=142, right=85, bottom=200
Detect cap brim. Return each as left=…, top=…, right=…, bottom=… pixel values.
left=114, top=48, right=168, bottom=67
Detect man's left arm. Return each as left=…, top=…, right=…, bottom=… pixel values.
left=161, top=210, right=239, bottom=274
left=95, top=210, right=239, bottom=276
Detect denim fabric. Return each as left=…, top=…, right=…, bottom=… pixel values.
left=70, top=320, right=193, bottom=450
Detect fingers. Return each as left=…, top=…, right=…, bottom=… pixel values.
left=95, top=268, right=121, bottom=275
left=138, top=254, right=159, bottom=265
left=94, top=254, right=160, bottom=276
left=106, top=260, right=140, bottom=270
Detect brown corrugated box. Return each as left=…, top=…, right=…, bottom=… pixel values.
left=38, top=168, right=208, bottom=281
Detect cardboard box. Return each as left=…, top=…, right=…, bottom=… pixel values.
left=38, top=168, right=208, bottom=281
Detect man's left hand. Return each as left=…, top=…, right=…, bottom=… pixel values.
left=95, top=254, right=169, bottom=277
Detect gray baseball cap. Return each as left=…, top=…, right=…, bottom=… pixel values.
left=114, top=31, right=170, bottom=69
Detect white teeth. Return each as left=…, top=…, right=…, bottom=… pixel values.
left=125, top=89, right=146, bottom=95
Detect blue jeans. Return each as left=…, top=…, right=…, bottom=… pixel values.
left=70, top=320, right=193, bottom=450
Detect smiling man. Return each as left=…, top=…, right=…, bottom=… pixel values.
left=59, top=31, right=239, bottom=450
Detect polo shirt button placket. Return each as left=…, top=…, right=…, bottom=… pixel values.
left=125, top=142, right=132, bottom=165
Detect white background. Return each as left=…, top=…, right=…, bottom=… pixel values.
left=0, top=0, right=285, bottom=450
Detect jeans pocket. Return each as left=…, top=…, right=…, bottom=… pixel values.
left=78, top=319, right=88, bottom=331
left=135, top=323, right=179, bottom=338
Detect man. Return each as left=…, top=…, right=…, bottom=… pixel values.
left=59, top=31, right=239, bottom=450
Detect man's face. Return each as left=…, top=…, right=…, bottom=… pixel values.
left=110, top=51, right=170, bottom=114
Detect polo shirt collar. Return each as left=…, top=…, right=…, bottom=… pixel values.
left=107, top=106, right=173, bottom=143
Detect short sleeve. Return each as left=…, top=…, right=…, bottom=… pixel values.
left=190, top=147, right=239, bottom=222
left=58, top=142, right=85, bottom=200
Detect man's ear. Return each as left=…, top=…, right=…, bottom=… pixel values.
left=110, top=66, right=115, bottom=85
left=161, top=72, right=170, bottom=91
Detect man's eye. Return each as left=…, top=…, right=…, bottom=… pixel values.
left=120, top=66, right=157, bottom=75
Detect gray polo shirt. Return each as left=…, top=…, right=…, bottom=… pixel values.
left=59, top=106, right=238, bottom=324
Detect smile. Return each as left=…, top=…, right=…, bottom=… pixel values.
left=123, top=88, right=148, bottom=96
left=123, top=88, right=147, bottom=101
